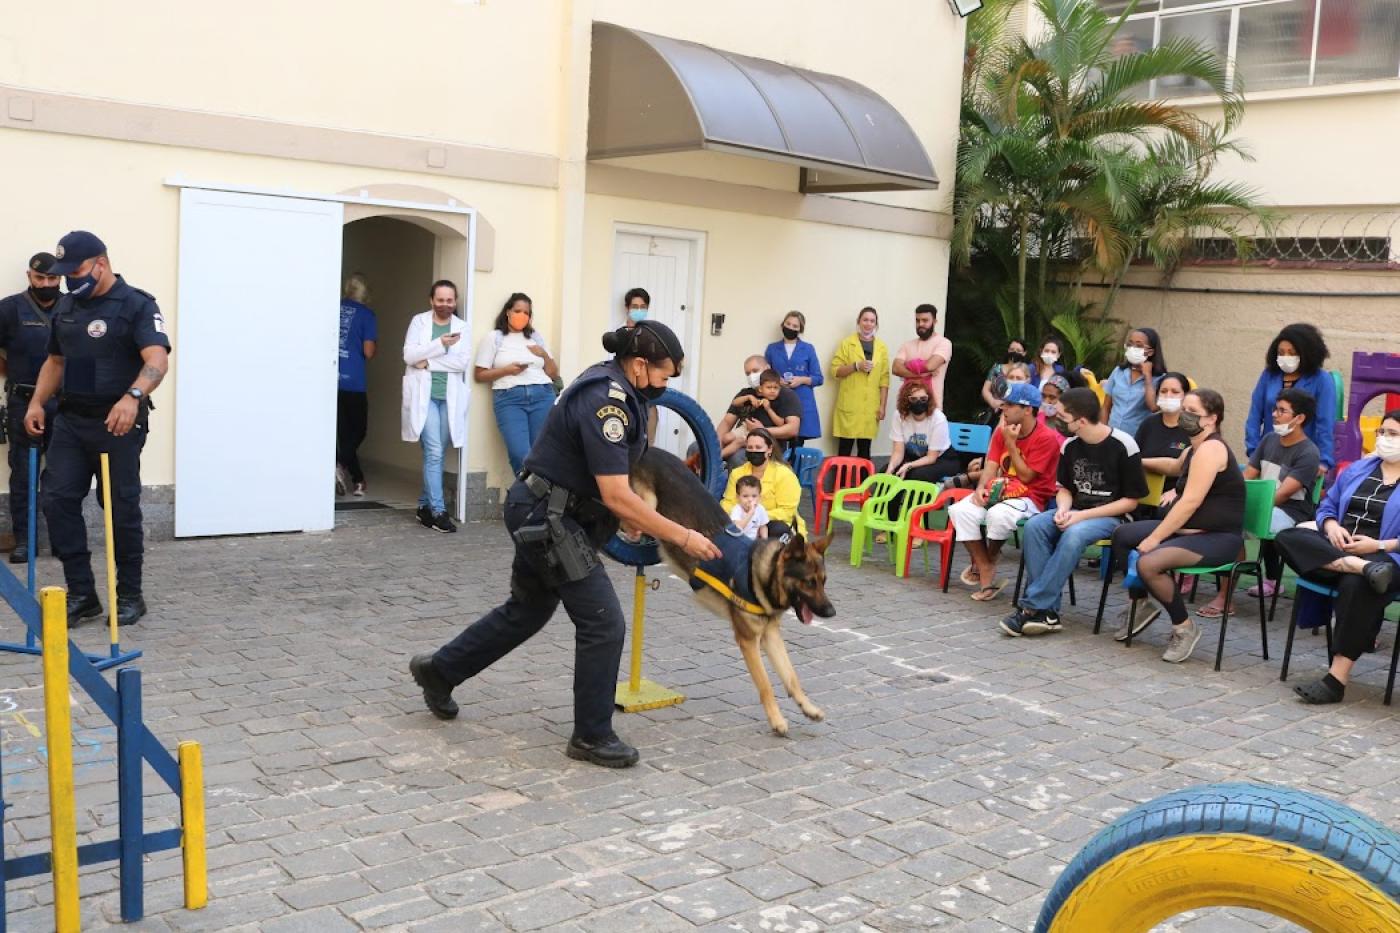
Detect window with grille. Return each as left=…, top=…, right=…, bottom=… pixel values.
left=1098, top=0, right=1400, bottom=96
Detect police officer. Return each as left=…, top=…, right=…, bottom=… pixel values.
left=0, top=252, right=61, bottom=563
left=410, top=321, right=721, bottom=768
left=26, top=232, right=171, bottom=626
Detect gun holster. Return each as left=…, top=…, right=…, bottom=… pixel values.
left=510, top=482, right=600, bottom=586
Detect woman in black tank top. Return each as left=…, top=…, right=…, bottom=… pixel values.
left=1111, top=389, right=1246, bottom=664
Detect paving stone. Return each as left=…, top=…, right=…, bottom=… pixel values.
left=488, top=888, right=591, bottom=930
left=657, top=877, right=763, bottom=924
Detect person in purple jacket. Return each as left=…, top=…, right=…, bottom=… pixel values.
left=1276, top=410, right=1400, bottom=704
left=1244, top=323, right=1336, bottom=471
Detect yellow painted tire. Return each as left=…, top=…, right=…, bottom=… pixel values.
left=1036, top=783, right=1400, bottom=933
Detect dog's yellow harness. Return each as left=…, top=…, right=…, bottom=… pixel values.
left=688, top=527, right=767, bottom=616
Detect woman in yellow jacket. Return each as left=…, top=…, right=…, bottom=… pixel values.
left=830, top=306, right=890, bottom=460
left=721, top=428, right=807, bottom=537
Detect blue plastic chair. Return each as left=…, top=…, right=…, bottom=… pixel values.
left=790, top=447, right=823, bottom=499
left=948, top=423, right=992, bottom=456
left=1281, top=577, right=1400, bottom=704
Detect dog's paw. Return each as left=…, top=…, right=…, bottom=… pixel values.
left=770, top=718, right=790, bottom=737
left=801, top=704, right=825, bottom=722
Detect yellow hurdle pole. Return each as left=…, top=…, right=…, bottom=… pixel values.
left=628, top=566, right=646, bottom=694
left=178, top=741, right=208, bottom=910
left=100, top=453, right=119, bottom=650
left=41, top=586, right=80, bottom=932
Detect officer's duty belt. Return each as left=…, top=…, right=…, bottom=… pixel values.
left=59, top=395, right=123, bottom=417
left=519, top=472, right=607, bottom=522
left=7, top=384, right=35, bottom=401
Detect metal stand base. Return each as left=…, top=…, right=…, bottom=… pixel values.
left=615, top=679, right=685, bottom=713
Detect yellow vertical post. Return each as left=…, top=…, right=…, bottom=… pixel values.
left=178, top=741, right=208, bottom=910
left=40, top=586, right=80, bottom=932
left=99, top=453, right=119, bottom=648
left=628, top=567, right=646, bottom=693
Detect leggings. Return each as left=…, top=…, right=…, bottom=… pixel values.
left=836, top=437, right=872, bottom=460
left=886, top=453, right=962, bottom=523
left=1275, top=526, right=1400, bottom=661
left=1111, top=521, right=1244, bottom=625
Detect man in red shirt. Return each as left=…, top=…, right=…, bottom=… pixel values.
left=949, top=382, right=1062, bottom=600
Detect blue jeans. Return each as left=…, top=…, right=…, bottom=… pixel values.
left=1020, top=511, right=1123, bottom=613
left=493, top=384, right=555, bottom=476
left=419, top=398, right=450, bottom=513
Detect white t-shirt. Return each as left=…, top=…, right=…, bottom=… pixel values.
left=889, top=409, right=951, bottom=461
left=730, top=502, right=770, bottom=539
left=474, top=330, right=555, bottom=390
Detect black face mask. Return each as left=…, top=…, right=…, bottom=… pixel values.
left=782, top=327, right=800, bottom=341
left=745, top=451, right=767, bottom=467
left=1052, top=418, right=1075, bottom=438
left=908, top=399, right=930, bottom=415
left=637, top=383, right=666, bottom=402
left=1006, top=351, right=1027, bottom=364
left=30, top=285, right=60, bottom=304
left=1179, top=410, right=1205, bottom=437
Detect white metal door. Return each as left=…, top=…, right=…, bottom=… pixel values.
left=611, top=232, right=698, bottom=458
left=174, top=189, right=344, bottom=536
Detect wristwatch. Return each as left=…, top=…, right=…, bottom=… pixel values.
left=126, top=387, right=144, bottom=401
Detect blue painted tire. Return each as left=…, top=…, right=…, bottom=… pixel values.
left=603, top=389, right=723, bottom=567
left=1035, top=782, right=1400, bottom=932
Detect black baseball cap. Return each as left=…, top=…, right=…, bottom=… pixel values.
left=48, top=231, right=107, bottom=275
left=28, top=252, right=57, bottom=275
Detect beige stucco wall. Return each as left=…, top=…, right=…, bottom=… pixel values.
left=1082, top=264, right=1400, bottom=456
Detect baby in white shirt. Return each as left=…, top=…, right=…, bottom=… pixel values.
left=729, top=475, right=769, bottom=540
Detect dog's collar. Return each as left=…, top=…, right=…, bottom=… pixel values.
left=690, top=567, right=768, bottom=616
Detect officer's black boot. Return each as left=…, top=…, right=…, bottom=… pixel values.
left=116, top=595, right=147, bottom=626
left=66, top=592, right=103, bottom=627
left=409, top=654, right=459, bottom=719
left=9, top=544, right=27, bottom=565
left=566, top=733, right=640, bottom=768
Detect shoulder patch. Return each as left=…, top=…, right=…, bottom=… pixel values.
left=600, top=416, right=626, bottom=443
left=595, top=404, right=629, bottom=427
left=608, top=387, right=627, bottom=400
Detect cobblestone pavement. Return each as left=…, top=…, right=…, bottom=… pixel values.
left=4, top=507, right=1399, bottom=932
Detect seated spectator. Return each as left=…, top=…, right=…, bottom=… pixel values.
left=950, top=382, right=1062, bottom=601
left=729, top=475, right=769, bottom=540
left=886, top=381, right=959, bottom=484
left=1199, top=388, right=1320, bottom=616
left=721, top=428, right=807, bottom=538
left=1039, top=374, right=1070, bottom=422
left=1110, top=389, right=1245, bottom=663
left=1032, top=336, right=1067, bottom=388
left=1001, top=388, right=1147, bottom=636
left=1246, top=323, right=1336, bottom=472
left=982, top=337, right=1030, bottom=416
left=1134, top=372, right=1192, bottom=500
left=1276, top=411, right=1400, bottom=704
left=718, top=357, right=801, bottom=465
left=1102, top=327, right=1167, bottom=437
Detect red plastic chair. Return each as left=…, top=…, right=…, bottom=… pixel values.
left=902, top=487, right=973, bottom=591
left=813, top=457, right=875, bottom=535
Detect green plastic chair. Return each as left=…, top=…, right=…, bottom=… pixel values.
left=851, top=480, right=941, bottom=573
left=1126, top=478, right=1277, bottom=671
left=1331, top=369, right=1345, bottom=422
left=827, top=473, right=899, bottom=550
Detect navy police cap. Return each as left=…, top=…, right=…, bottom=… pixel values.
left=28, top=252, right=57, bottom=275
left=48, top=231, right=107, bottom=275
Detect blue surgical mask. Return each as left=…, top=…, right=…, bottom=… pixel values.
left=628, top=308, right=648, bottom=323
left=65, top=270, right=99, bottom=300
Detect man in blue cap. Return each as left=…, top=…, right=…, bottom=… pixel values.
left=0, top=252, right=62, bottom=563
left=26, top=232, right=171, bottom=626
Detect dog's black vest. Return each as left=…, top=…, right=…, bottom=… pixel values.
left=689, top=526, right=764, bottom=614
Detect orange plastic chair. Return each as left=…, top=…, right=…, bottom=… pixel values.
left=902, top=487, right=974, bottom=591
left=813, top=456, right=875, bottom=535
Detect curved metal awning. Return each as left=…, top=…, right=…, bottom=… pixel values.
left=588, top=22, right=939, bottom=193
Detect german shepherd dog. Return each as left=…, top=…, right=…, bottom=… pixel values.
left=629, top=448, right=836, bottom=736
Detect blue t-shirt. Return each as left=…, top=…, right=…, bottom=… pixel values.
left=1104, top=367, right=1161, bottom=437
left=338, top=299, right=378, bottom=392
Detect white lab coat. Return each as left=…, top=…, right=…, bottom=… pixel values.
left=401, top=311, right=471, bottom=446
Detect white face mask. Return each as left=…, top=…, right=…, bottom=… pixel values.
left=1158, top=396, right=1183, bottom=413
left=747, top=371, right=762, bottom=388
left=1124, top=346, right=1148, bottom=366
left=1376, top=435, right=1400, bottom=463
left=1277, top=355, right=1301, bottom=374
left=1041, top=352, right=1059, bottom=365
left=1041, top=401, right=1059, bottom=416
left=1273, top=420, right=1294, bottom=437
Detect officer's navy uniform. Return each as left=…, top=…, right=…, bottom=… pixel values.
left=429, top=359, right=648, bottom=744
left=44, top=275, right=170, bottom=604
left=0, top=288, right=57, bottom=540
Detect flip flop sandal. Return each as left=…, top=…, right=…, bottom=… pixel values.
left=971, top=583, right=1006, bottom=602
left=960, top=566, right=981, bottom=588
left=1195, top=603, right=1234, bottom=619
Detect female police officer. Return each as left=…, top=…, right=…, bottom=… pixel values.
left=409, top=320, right=720, bottom=768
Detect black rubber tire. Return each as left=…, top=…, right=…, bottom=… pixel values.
left=1035, top=781, right=1400, bottom=932
left=602, top=389, right=723, bottom=567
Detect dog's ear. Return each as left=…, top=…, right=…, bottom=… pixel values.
left=783, top=533, right=807, bottom=558
left=813, top=533, right=834, bottom=555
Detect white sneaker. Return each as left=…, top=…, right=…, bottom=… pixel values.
left=1113, top=599, right=1160, bottom=642
left=1162, top=620, right=1203, bottom=664
left=352, top=482, right=367, bottom=498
